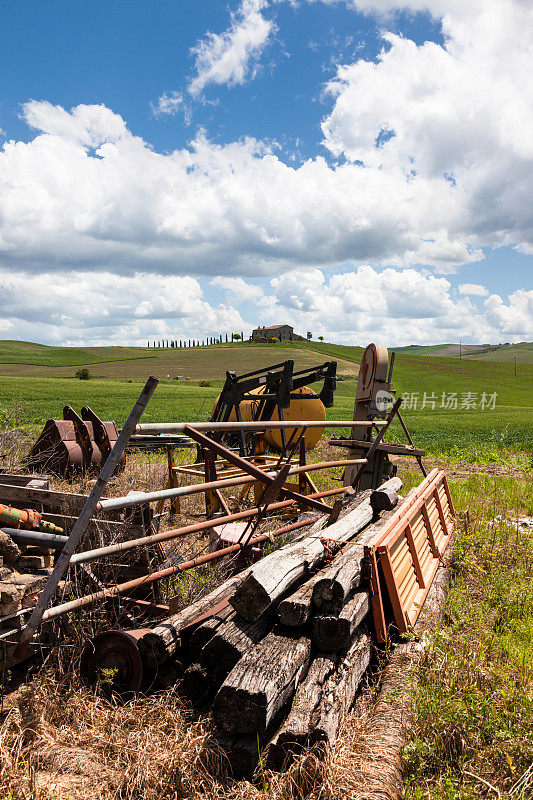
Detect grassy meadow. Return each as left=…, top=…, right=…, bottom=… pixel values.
left=0, top=339, right=531, bottom=464
left=403, top=472, right=533, bottom=800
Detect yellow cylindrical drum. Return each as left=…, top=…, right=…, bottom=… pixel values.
left=216, top=386, right=326, bottom=450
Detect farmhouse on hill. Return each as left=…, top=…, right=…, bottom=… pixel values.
left=251, top=324, right=305, bottom=342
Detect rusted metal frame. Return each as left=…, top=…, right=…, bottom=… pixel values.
left=404, top=522, right=426, bottom=588
left=328, top=438, right=426, bottom=458
left=367, top=473, right=455, bottom=638
left=167, top=444, right=180, bottom=515
left=350, top=398, right=402, bottom=489
left=233, top=403, right=248, bottom=456
left=32, top=516, right=320, bottom=624
left=77, top=562, right=137, bottom=625
left=179, top=596, right=233, bottom=633
left=432, top=486, right=448, bottom=533
left=81, top=406, right=112, bottom=463
left=203, top=447, right=230, bottom=517
left=421, top=504, right=440, bottom=557
left=326, top=498, right=343, bottom=526
left=380, top=476, right=450, bottom=555
left=432, top=486, right=451, bottom=538
left=237, top=462, right=293, bottom=547
left=182, top=425, right=332, bottom=515
left=97, top=458, right=366, bottom=514
left=275, top=423, right=306, bottom=469
left=13, top=376, right=160, bottom=660
left=364, top=548, right=388, bottom=644
left=119, top=596, right=170, bottom=616
left=175, top=454, right=293, bottom=480
left=71, top=485, right=347, bottom=567
left=377, top=545, right=409, bottom=633
left=361, top=469, right=439, bottom=640
left=277, top=404, right=288, bottom=450
left=441, top=473, right=456, bottom=518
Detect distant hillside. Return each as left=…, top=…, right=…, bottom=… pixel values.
left=392, top=343, right=489, bottom=357
left=0, top=339, right=531, bottom=382
left=460, top=342, right=533, bottom=364
left=0, top=339, right=360, bottom=380
left=392, top=342, right=533, bottom=363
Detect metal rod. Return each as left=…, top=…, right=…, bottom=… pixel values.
left=97, top=458, right=366, bottom=512
left=136, top=419, right=384, bottom=434
left=72, top=484, right=347, bottom=565
left=41, top=516, right=319, bottom=621
left=396, top=409, right=427, bottom=478
left=350, top=398, right=403, bottom=489
left=14, top=375, right=160, bottom=659
left=0, top=527, right=68, bottom=548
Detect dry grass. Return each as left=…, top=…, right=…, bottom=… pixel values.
left=0, top=676, right=337, bottom=800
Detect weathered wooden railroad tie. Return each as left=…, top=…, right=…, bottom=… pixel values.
left=129, top=470, right=454, bottom=776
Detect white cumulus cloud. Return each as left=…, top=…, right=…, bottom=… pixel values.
left=211, top=276, right=263, bottom=302
left=256, top=266, right=533, bottom=345
left=0, top=269, right=248, bottom=345
left=151, top=91, right=190, bottom=122
left=321, top=0, right=533, bottom=255
left=0, top=101, right=474, bottom=277
left=188, top=0, right=276, bottom=97
left=0, top=0, right=532, bottom=348
left=458, top=283, right=489, bottom=297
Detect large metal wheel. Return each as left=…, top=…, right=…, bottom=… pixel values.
left=80, top=628, right=150, bottom=694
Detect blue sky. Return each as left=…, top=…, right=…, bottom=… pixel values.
left=0, top=0, right=531, bottom=346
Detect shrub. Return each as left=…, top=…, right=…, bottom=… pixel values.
left=75, top=368, right=91, bottom=380
left=199, top=379, right=211, bottom=387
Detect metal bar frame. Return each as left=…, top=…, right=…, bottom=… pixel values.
left=13, top=376, right=159, bottom=659
left=183, top=425, right=333, bottom=515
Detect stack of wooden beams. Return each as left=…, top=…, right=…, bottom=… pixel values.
left=138, top=477, right=404, bottom=776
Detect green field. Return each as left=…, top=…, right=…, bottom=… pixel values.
left=0, top=340, right=358, bottom=379
left=0, top=339, right=531, bottom=464
left=461, top=341, right=533, bottom=364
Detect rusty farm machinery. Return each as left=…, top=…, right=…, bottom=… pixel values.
left=0, top=344, right=454, bottom=775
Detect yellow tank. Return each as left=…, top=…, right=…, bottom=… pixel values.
left=219, top=385, right=326, bottom=450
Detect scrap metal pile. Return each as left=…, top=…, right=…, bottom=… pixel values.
left=0, top=344, right=454, bottom=778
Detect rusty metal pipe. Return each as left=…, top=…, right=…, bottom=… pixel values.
left=72, top=484, right=347, bottom=565
left=97, top=458, right=365, bottom=512
left=0, top=503, right=64, bottom=534
left=41, top=516, right=319, bottom=621
left=136, top=420, right=384, bottom=434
